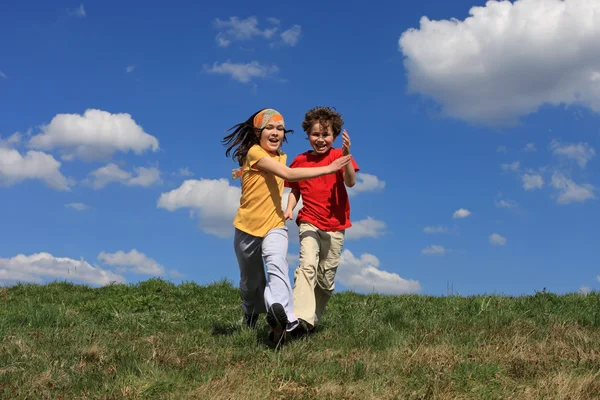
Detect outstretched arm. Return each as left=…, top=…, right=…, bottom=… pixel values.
left=255, top=155, right=351, bottom=182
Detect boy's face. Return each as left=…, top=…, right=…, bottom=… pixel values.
left=308, top=122, right=334, bottom=155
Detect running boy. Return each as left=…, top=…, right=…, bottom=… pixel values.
left=223, top=108, right=351, bottom=344
left=284, top=106, right=359, bottom=335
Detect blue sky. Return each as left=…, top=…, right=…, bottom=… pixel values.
left=1, top=0, right=599, bottom=296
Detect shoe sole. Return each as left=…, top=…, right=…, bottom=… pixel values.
left=266, top=303, right=288, bottom=344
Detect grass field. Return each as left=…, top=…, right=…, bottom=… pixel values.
left=1, top=278, right=600, bottom=399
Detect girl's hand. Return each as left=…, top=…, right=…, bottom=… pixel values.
left=329, top=155, right=351, bottom=172
left=283, top=208, right=294, bottom=220
left=342, top=130, right=351, bottom=156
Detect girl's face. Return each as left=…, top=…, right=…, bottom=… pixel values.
left=308, top=122, right=335, bottom=155
left=258, top=120, right=286, bottom=154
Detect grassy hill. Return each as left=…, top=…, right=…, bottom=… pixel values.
left=1, top=278, right=600, bottom=399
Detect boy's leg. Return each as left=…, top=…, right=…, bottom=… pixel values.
left=315, top=230, right=345, bottom=326
left=262, top=226, right=298, bottom=331
left=293, top=222, right=321, bottom=327
left=234, top=228, right=267, bottom=318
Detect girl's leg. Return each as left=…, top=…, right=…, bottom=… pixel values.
left=262, top=226, right=298, bottom=331
left=234, top=228, right=267, bottom=317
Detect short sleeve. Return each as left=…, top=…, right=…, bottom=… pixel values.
left=246, top=145, right=268, bottom=168
left=350, top=156, right=360, bottom=172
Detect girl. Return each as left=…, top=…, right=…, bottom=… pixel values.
left=223, top=108, right=350, bottom=344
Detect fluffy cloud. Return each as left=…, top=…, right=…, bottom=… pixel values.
left=0, top=148, right=70, bottom=190
left=281, top=25, right=302, bottom=46
left=550, top=140, right=596, bottom=168
left=87, top=164, right=161, bottom=189
left=65, top=203, right=90, bottom=211
left=345, top=217, right=386, bottom=240
left=522, top=173, right=544, bottom=190
left=0, top=253, right=124, bottom=286
left=28, top=109, right=159, bottom=161
left=214, top=16, right=278, bottom=47
left=398, top=0, right=600, bottom=124
left=0, top=133, right=21, bottom=148
left=204, top=61, right=279, bottom=83
left=452, top=208, right=471, bottom=219
left=421, top=245, right=447, bottom=255
left=494, top=196, right=517, bottom=209
left=178, top=168, right=194, bottom=177
left=489, top=233, right=507, bottom=246
left=423, top=225, right=448, bottom=234
left=337, top=249, right=421, bottom=295
left=98, top=249, right=168, bottom=276
left=501, top=161, right=520, bottom=172
left=551, top=172, right=595, bottom=204
left=348, top=173, right=385, bottom=196
left=157, top=178, right=241, bottom=238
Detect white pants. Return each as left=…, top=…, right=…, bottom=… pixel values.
left=234, top=226, right=298, bottom=330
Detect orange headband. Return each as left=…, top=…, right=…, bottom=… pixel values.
left=253, top=109, right=284, bottom=129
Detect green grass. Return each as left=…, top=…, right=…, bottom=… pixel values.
left=1, top=278, right=600, bottom=399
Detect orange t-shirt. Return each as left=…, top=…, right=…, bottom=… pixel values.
left=233, top=145, right=287, bottom=237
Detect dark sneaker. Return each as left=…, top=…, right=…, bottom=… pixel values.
left=243, top=312, right=258, bottom=329
left=266, top=303, right=288, bottom=345
left=290, top=319, right=312, bottom=340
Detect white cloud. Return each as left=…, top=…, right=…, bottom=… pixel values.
left=495, top=198, right=518, bottom=209
left=398, top=0, right=600, bottom=124
left=421, top=245, right=447, bottom=255
left=489, top=233, right=507, bottom=246
left=157, top=178, right=241, bottom=238
left=423, top=225, right=448, bottom=234
left=126, top=65, right=135, bottom=73
left=0, top=70, right=6, bottom=79
left=522, top=173, right=544, bottom=190
left=597, top=275, right=600, bottom=283
left=0, top=253, right=124, bottom=286
left=452, top=208, right=471, bottom=219
left=501, top=161, right=520, bottom=172
left=0, top=148, right=70, bottom=190
left=178, top=167, right=194, bottom=177
left=98, top=249, right=168, bottom=276
left=551, top=172, right=595, bottom=204
left=204, top=61, right=279, bottom=83
left=496, top=145, right=507, bottom=153
left=29, top=109, right=159, bottom=161
left=523, top=143, right=537, bottom=152
left=214, top=16, right=278, bottom=47
left=65, top=203, right=90, bottom=211
left=87, top=163, right=161, bottom=189
left=0, top=133, right=21, bottom=148
left=345, top=217, right=386, bottom=240
left=348, top=173, right=385, bottom=196
left=281, top=25, right=302, bottom=46
left=267, top=17, right=280, bottom=25
left=337, top=249, right=421, bottom=295
left=549, top=140, right=596, bottom=168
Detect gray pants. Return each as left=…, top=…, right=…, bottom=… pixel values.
left=234, top=226, right=298, bottom=330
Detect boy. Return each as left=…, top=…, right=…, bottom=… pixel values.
left=284, top=106, right=359, bottom=336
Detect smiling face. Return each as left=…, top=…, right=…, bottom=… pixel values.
left=257, top=120, right=286, bottom=154
left=308, top=121, right=335, bottom=155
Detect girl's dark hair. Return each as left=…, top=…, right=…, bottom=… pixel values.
left=222, top=109, right=294, bottom=166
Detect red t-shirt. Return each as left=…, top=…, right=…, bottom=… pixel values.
left=285, top=148, right=359, bottom=231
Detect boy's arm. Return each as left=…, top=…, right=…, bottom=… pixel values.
left=341, top=130, right=356, bottom=187
left=284, top=188, right=301, bottom=220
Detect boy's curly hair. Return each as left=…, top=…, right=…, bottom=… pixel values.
left=301, top=106, right=344, bottom=138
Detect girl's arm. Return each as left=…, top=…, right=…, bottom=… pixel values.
left=255, top=155, right=351, bottom=182
left=284, top=188, right=300, bottom=220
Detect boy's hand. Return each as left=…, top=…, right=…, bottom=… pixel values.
left=342, top=130, right=351, bottom=156
left=283, top=208, right=294, bottom=220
